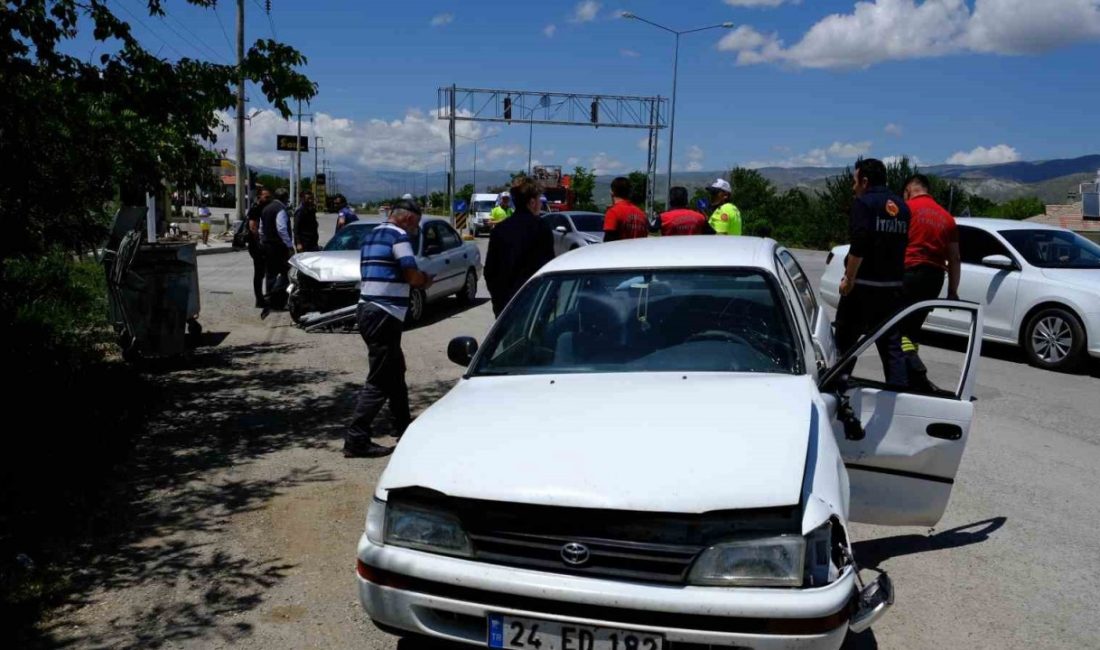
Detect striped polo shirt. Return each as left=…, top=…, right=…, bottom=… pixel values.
left=359, top=222, right=419, bottom=321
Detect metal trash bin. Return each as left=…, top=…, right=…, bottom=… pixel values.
left=104, top=208, right=202, bottom=360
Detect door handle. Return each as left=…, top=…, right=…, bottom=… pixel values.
left=926, top=423, right=963, bottom=440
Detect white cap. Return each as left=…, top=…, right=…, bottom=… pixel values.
left=708, top=178, right=732, bottom=194
left=401, top=193, right=414, bottom=200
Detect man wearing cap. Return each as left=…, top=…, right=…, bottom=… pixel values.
left=491, top=193, right=513, bottom=223
left=707, top=179, right=742, bottom=236
left=345, top=199, right=434, bottom=458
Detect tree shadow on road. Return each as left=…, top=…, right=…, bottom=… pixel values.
left=15, top=339, right=405, bottom=649
left=406, top=296, right=491, bottom=331
left=853, top=517, right=1007, bottom=571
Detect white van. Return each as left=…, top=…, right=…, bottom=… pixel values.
left=469, top=193, right=500, bottom=237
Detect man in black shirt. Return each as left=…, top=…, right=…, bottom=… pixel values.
left=835, top=158, right=910, bottom=387
left=484, top=177, right=555, bottom=317
left=246, top=190, right=269, bottom=308
left=294, top=190, right=320, bottom=252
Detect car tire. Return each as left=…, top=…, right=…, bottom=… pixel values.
left=456, top=269, right=477, bottom=304
left=287, top=292, right=305, bottom=325
left=1024, top=306, right=1086, bottom=372
left=407, top=289, right=426, bottom=324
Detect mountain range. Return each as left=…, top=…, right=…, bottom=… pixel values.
left=289, top=154, right=1100, bottom=205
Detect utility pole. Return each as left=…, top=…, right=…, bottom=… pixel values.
left=234, top=0, right=246, bottom=223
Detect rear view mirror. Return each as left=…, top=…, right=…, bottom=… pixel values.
left=981, top=254, right=1015, bottom=270
left=447, top=336, right=479, bottom=367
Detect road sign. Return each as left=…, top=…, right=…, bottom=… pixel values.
left=276, top=135, right=309, bottom=152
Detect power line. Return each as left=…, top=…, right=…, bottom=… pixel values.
left=212, top=2, right=236, bottom=60
left=139, top=0, right=225, bottom=63
left=110, top=0, right=186, bottom=59
left=153, top=1, right=229, bottom=64
left=250, top=0, right=278, bottom=40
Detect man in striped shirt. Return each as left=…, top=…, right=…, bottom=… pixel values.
left=344, top=200, right=433, bottom=458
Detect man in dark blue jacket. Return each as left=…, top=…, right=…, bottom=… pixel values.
left=835, top=158, right=911, bottom=387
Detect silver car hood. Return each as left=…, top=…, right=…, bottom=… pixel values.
left=288, top=250, right=361, bottom=283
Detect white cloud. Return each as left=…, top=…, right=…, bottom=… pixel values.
left=571, top=1, right=601, bottom=23
left=430, top=13, right=453, bottom=27
left=620, top=48, right=641, bottom=57
left=636, top=137, right=650, bottom=151
left=946, top=144, right=1021, bottom=165
left=484, top=144, right=525, bottom=162
left=884, top=123, right=904, bottom=136
left=566, top=156, right=581, bottom=166
left=214, top=107, right=488, bottom=173
left=543, top=24, right=557, bottom=38
left=724, top=0, right=799, bottom=6
left=685, top=145, right=705, bottom=172
left=719, top=0, right=1100, bottom=69
left=883, top=154, right=923, bottom=166
left=591, top=152, right=624, bottom=175
left=743, top=140, right=872, bottom=168
left=542, top=149, right=556, bottom=156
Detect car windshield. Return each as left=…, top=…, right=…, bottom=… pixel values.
left=324, top=224, right=378, bottom=251
left=1001, top=229, right=1100, bottom=269
left=473, top=201, right=496, bottom=213
left=570, top=214, right=605, bottom=232
left=472, top=269, right=801, bottom=377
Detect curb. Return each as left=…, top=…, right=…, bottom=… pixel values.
left=196, top=245, right=240, bottom=257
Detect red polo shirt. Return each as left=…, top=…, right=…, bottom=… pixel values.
left=659, top=209, right=708, bottom=236
left=604, top=200, right=648, bottom=240
left=905, top=194, right=958, bottom=270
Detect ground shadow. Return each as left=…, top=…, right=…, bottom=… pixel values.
left=13, top=339, right=459, bottom=649
left=920, top=331, right=1100, bottom=378
left=406, top=296, right=490, bottom=331
left=853, top=517, right=1007, bottom=571
left=842, top=630, right=880, bottom=649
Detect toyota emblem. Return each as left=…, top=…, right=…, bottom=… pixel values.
left=560, top=542, right=590, bottom=566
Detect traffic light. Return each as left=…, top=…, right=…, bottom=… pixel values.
left=590, top=100, right=599, bottom=124
left=504, top=96, right=512, bottom=121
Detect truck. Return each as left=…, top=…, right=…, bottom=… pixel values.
left=533, top=165, right=576, bottom=212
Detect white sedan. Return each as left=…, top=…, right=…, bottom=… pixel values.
left=821, top=217, right=1100, bottom=371
left=356, top=237, right=985, bottom=649
left=542, top=211, right=606, bottom=257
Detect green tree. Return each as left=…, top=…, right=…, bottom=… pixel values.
left=457, top=183, right=475, bottom=208
left=990, top=196, right=1046, bottom=220
left=572, top=166, right=596, bottom=210
left=729, top=168, right=777, bottom=214
left=626, top=171, right=649, bottom=207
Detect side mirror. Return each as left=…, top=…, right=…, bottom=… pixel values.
left=447, top=336, right=479, bottom=367
left=981, top=254, right=1015, bottom=270
left=554, top=225, right=568, bottom=234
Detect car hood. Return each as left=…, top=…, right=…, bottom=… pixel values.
left=378, top=372, right=816, bottom=513
left=289, top=250, right=361, bottom=283
left=1039, top=268, right=1100, bottom=297
left=581, top=232, right=605, bottom=244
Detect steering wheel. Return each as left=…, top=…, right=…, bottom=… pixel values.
left=686, top=330, right=750, bottom=346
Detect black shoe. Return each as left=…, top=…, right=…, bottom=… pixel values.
left=260, top=307, right=271, bottom=320
left=343, top=441, right=394, bottom=458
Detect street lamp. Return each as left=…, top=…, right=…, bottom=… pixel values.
left=457, top=133, right=499, bottom=191
left=622, top=13, right=734, bottom=203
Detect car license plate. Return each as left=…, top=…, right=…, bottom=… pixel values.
left=488, top=614, right=664, bottom=650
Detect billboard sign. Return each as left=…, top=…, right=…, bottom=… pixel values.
left=276, top=135, right=309, bottom=152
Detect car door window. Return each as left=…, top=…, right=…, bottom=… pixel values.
left=422, top=223, right=443, bottom=255
left=546, top=215, right=566, bottom=231
left=439, top=224, right=462, bottom=250
left=958, top=226, right=1013, bottom=265
left=776, top=250, right=818, bottom=325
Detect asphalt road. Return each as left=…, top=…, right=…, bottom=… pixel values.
left=39, top=227, right=1100, bottom=649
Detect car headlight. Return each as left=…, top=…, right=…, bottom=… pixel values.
left=689, top=535, right=805, bottom=587
left=384, top=501, right=472, bottom=557
left=366, top=498, right=386, bottom=546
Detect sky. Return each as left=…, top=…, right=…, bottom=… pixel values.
left=70, top=0, right=1100, bottom=180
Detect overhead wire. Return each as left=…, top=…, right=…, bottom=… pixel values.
left=109, top=0, right=187, bottom=59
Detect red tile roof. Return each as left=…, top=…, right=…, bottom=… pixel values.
left=1027, top=204, right=1100, bottom=232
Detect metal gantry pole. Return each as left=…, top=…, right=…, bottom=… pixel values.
left=667, top=33, right=680, bottom=204
left=234, top=0, right=246, bottom=222
left=448, top=84, right=456, bottom=225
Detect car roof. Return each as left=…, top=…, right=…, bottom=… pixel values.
left=344, top=216, right=450, bottom=226
left=956, top=217, right=1064, bottom=232
left=547, top=211, right=604, bottom=218
left=537, top=236, right=778, bottom=275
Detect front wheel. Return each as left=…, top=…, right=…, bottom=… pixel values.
left=456, top=270, right=477, bottom=304
left=1024, top=307, right=1086, bottom=372
left=407, top=289, right=426, bottom=324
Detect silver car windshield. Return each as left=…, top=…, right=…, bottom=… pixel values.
left=472, top=269, right=801, bottom=376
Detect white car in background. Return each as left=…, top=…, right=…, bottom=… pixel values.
left=542, top=211, right=606, bottom=256
left=821, top=218, right=1100, bottom=372
left=356, top=237, right=986, bottom=650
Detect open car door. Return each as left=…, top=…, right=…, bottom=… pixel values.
left=820, top=299, right=983, bottom=527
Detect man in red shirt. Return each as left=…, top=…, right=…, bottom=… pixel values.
left=902, top=173, right=961, bottom=391
left=603, top=177, right=649, bottom=241
left=659, top=186, right=712, bottom=236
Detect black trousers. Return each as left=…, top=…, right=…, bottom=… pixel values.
left=835, top=284, right=908, bottom=388
left=346, top=304, right=411, bottom=448
left=901, top=265, right=946, bottom=346
left=248, top=244, right=265, bottom=306
left=262, top=242, right=291, bottom=309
